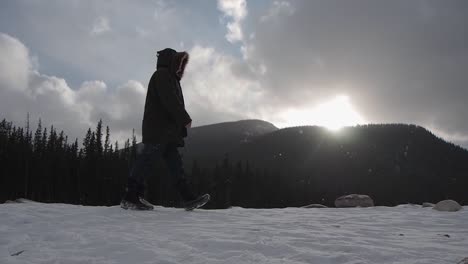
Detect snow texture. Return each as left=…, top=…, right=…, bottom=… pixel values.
left=1, top=201, right=467, bottom=264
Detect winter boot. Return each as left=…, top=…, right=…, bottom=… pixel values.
left=138, top=196, right=154, bottom=210
left=120, top=190, right=153, bottom=211
left=183, top=194, right=211, bottom=211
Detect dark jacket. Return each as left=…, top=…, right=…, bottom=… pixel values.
left=142, top=48, right=192, bottom=146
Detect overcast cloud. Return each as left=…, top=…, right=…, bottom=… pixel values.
left=0, top=0, right=467, bottom=148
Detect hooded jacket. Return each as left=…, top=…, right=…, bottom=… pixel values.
left=142, top=48, right=192, bottom=146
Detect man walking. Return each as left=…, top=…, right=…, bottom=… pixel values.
left=121, top=48, right=210, bottom=211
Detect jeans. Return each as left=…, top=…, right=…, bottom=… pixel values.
left=126, top=142, right=196, bottom=201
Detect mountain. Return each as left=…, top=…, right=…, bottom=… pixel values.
left=182, top=119, right=278, bottom=168
left=184, top=122, right=468, bottom=206
left=230, top=124, right=468, bottom=170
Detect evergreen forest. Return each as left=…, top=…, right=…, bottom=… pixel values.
left=1, top=118, right=467, bottom=208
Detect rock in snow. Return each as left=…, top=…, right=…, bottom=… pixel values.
left=335, top=194, right=374, bottom=208
left=433, top=200, right=463, bottom=212
left=422, top=202, right=435, bottom=208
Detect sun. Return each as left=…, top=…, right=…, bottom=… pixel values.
left=278, top=95, right=366, bottom=130
left=312, top=95, right=365, bottom=131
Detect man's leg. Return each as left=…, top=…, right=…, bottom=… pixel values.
left=125, top=143, right=164, bottom=201
left=163, top=143, right=197, bottom=202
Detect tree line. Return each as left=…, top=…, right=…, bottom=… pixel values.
left=0, top=118, right=136, bottom=205
left=2, top=118, right=467, bottom=208
left=0, top=118, right=289, bottom=208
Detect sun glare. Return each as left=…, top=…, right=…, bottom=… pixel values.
left=278, top=95, right=366, bottom=131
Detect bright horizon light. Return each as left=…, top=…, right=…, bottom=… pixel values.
left=276, top=95, right=366, bottom=131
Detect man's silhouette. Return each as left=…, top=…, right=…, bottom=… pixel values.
left=121, top=48, right=209, bottom=210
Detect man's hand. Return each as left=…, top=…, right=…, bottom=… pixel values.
left=185, top=121, right=192, bottom=129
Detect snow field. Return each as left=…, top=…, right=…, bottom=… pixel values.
left=1, top=202, right=467, bottom=264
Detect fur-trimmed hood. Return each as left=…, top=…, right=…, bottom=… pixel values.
left=156, top=48, right=189, bottom=80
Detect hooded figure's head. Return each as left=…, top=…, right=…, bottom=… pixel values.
left=156, top=48, right=189, bottom=80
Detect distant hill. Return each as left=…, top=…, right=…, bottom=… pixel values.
left=184, top=122, right=468, bottom=206
left=230, top=124, right=468, bottom=170
left=182, top=119, right=278, bottom=167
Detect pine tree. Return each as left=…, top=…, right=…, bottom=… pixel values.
left=95, top=120, right=103, bottom=155
left=114, top=141, right=119, bottom=154
left=34, top=119, right=42, bottom=153
left=47, top=126, right=57, bottom=152
left=83, top=128, right=92, bottom=157
left=124, top=139, right=130, bottom=160
left=41, top=127, right=48, bottom=151
left=25, top=112, right=32, bottom=145
left=72, top=139, right=79, bottom=158
left=90, top=132, right=96, bottom=156
left=58, top=131, right=65, bottom=151
left=131, top=129, right=137, bottom=160
left=104, top=126, right=110, bottom=155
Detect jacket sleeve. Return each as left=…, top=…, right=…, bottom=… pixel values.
left=156, top=72, right=192, bottom=127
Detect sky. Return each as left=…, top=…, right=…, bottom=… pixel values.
left=0, top=0, right=467, bottom=148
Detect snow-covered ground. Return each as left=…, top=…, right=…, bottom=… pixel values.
left=1, top=201, right=467, bottom=264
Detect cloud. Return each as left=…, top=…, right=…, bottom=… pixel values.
left=0, top=33, right=144, bottom=143
left=237, top=1, right=468, bottom=147
left=183, top=45, right=264, bottom=126
left=217, top=0, right=247, bottom=43
left=0, top=34, right=31, bottom=93
left=0, top=1, right=192, bottom=87
left=91, top=16, right=111, bottom=35
left=260, top=1, right=295, bottom=22
left=0, top=31, right=262, bottom=144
